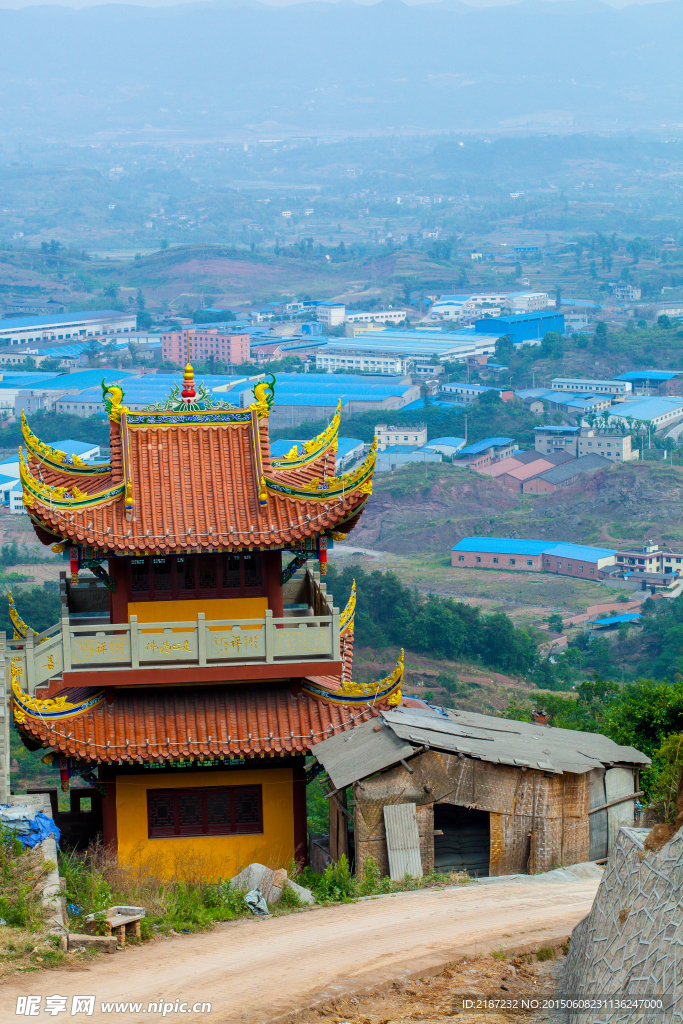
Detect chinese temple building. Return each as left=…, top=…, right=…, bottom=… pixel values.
left=6, top=366, right=402, bottom=876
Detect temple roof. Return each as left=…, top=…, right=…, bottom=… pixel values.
left=14, top=682, right=381, bottom=762
left=21, top=370, right=375, bottom=553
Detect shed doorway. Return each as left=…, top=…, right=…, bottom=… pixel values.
left=434, top=804, right=490, bottom=877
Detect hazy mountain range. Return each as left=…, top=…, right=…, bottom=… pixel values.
left=0, top=0, right=681, bottom=141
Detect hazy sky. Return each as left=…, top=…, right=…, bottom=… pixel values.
left=0, top=0, right=671, bottom=9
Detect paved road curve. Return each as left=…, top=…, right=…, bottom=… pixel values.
left=0, top=877, right=599, bottom=1024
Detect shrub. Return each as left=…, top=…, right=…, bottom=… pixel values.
left=0, top=823, right=48, bottom=930
left=648, top=733, right=683, bottom=824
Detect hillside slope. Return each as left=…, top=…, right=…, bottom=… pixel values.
left=355, top=460, right=683, bottom=554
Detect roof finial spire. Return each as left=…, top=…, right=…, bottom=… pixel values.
left=181, top=362, right=196, bottom=401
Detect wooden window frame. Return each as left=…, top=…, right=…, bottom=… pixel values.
left=127, top=552, right=264, bottom=602
left=147, top=785, right=263, bottom=839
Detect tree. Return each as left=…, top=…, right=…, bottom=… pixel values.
left=160, top=239, right=169, bottom=250
left=595, top=321, right=607, bottom=338
left=546, top=614, right=564, bottom=634
left=39, top=358, right=61, bottom=373
left=555, top=286, right=562, bottom=310
left=429, top=240, right=452, bottom=262
left=479, top=388, right=502, bottom=406
left=136, top=311, right=152, bottom=330
left=627, top=239, right=644, bottom=265
left=41, top=239, right=62, bottom=255
left=103, top=284, right=119, bottom=301
left=136, top=289, right=146, bottom=311
left=648, top=733, right=683, bottom=824
left=495, top=335, right=514, bottom=361
left=658, top=315, right=672, bottom=329
left=540, top=331, right=564, bottom=359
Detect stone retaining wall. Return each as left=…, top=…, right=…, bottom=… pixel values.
left=563, top=826, right=683, bottom=1023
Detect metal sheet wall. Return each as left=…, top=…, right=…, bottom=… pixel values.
left=588, top=767, right=608, bottom=861
left=605, top=767, right=636, bottom=851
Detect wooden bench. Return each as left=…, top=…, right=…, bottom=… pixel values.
left=83, top=905, right=145, bottom=945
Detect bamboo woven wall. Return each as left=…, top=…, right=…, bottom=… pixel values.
left=353, top=750, right=590, bottom=878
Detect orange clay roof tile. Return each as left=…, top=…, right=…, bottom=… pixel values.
left=16, top=684, right=380, bottom=762
left=24, top=412, right=371, bottom=552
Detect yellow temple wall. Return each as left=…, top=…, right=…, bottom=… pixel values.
left=127, top=597, right=268, bottom=624
left=115, top=767, right=294, bottom=879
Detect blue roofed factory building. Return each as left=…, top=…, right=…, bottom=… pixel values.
left=19, top=368, right=420, bottom=427
left=314, top=329, right=499, bottom=373
left=271, top=436, right=364, bottom=470
left=0, top=309, right=136, bottom=347
left=240, top=372, right=420, bottom=428
left=614, top=370, right=683, bottom=396
left=474, top=311, right=565, bottom=343
left=455, top=436, right=515, bottom=469
left=451, top=536, right=617, bottom=579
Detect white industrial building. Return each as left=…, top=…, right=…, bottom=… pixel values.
left=508, top=292, right=551, bottom=313
left=344, top=309, right=406, bottom=325
left=315, top=330, right=499, bottom=374
left=428, top=291, right=550, bottom=323
left=428, top=294, right=509, bottom=323
left=608, top=397, right=683, bottom=430
left=0, top=310, right=136, bottom=347
left=316, top=303, right=346, bottom=327
left=551, top=378, right=633, bottom=398
left=375, top=423, right=428, bottom=450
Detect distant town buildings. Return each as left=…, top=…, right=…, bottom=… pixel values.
left=508, top=292, right=551, bottom=313
left=314, top=330, right=498, bottom=374
left=344, top=309, right=406, bottom=325
left=427, top=291, right=550, bottom=323
left=550, top=377, right=632, bottom=398
left=316, top=302, right=346, bottom=327
left=0, top=310, right=136, bottom=347
left=455, top=437, right=515, bottom=470
left=475, top=311, right=565, bottom=343
left=451, top=537, right=617, bottom=579
left=451, top=537, right=683, bottom=592
left=614, top=370, right=683, bottom=396
left=611, top=284, right=642, bottom=301
left=534, top=426, right=635, bottom=462
left=161, top=329, right=250, bottom=366
left=441, top=382, right=514, bottom=404
left=607, top=397, right=683, bottom=430
left=375, top=422, right=428, bottom=450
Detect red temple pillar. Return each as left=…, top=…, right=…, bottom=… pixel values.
left=263, top=550, right=283, bottom=618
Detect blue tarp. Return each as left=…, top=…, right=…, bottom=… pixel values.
left=0, top=805, right=61, bottom=847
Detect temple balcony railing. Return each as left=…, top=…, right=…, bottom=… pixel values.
left=8, top=604, right=340, bottom=695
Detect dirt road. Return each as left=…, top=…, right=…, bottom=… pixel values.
left=0, top=876, right=599, bottom=1024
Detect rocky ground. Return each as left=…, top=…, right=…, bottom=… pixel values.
left=353, top=461, right=683, bottom=556
left=291, top=952, right=569, bottom=1024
